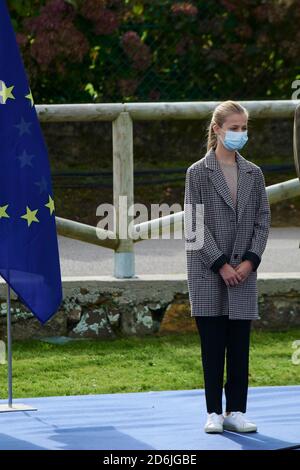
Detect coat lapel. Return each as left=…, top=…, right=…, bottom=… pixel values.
left=204, top=147, right=254, bottom=225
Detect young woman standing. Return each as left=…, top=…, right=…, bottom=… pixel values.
left=184, top=100, right=271, bottom=433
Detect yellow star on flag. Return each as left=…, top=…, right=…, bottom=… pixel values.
left=0, top=80, right=15, bottom=104
left=45, top=195, right=55, bottom=215
left=21, top=206, right=39, bottom=227
left=25, top=88, right=34, bottom=107
left=0, top=204, right=10, bottom=219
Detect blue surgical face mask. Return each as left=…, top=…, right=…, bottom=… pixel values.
left=219, top=129, right=248, bottom=151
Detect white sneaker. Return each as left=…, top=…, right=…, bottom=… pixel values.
left=223, top=411, right=257, bottom=432
left=204, top=412, right=224, bottom=433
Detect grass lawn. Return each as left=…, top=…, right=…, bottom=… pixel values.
left=0, top=329, right=300, bottom=399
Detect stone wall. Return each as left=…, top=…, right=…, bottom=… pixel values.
left=0, top=274, right=299, bottom=341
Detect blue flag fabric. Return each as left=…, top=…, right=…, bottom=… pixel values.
left=0, top=1, right=62, bottom=323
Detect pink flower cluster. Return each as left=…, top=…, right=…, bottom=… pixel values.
left=16, top=32, right=28, bottom=47
left=171, top=2, right=198, bottom=17
left=80, top=0, right=119, bottom=35
left=121, top=31, right=152, bottom=71
left=220, top=1, right=237, bottom=13
left=24, top=0, right=89, bottom=71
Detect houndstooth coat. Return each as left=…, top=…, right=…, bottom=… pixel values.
left=184, top=147, right=271, bottom=320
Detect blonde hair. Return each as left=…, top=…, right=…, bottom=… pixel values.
left=206, top=100, right=249, bottom=152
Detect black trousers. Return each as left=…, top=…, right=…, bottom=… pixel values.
left=194, top=315, right=252, bottom=415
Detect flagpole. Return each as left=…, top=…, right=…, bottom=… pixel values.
left=0, top=282, right=37, bottom=413
left=7, top=283, right=12, bottom=408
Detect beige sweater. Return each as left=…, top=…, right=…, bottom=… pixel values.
left=219, top=160, right=238, bottom=317
left=219, top=160, right=238, bottom=207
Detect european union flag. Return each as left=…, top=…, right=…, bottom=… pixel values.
left=0, top=1, right=62, bottom=323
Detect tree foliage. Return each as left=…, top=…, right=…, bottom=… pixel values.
left=6, top=0, right=300, bottom=103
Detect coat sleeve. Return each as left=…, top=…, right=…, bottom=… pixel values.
left=242, top=167, right=271, bottom=271
left=184, top=166, right=229, bottom=272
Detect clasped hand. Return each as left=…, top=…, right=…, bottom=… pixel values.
left=219, top=260, right=253, bottom=287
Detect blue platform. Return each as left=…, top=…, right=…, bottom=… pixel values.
left=0, top=385, right=299, bottom=450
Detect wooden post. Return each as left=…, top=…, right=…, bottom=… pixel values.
left=112, top=112, right=135, bottom=278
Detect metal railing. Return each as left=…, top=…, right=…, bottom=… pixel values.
left=36, top=100, right=300, bottom=278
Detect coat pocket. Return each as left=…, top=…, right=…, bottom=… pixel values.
left=197, top=261, right=210, bottom=278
